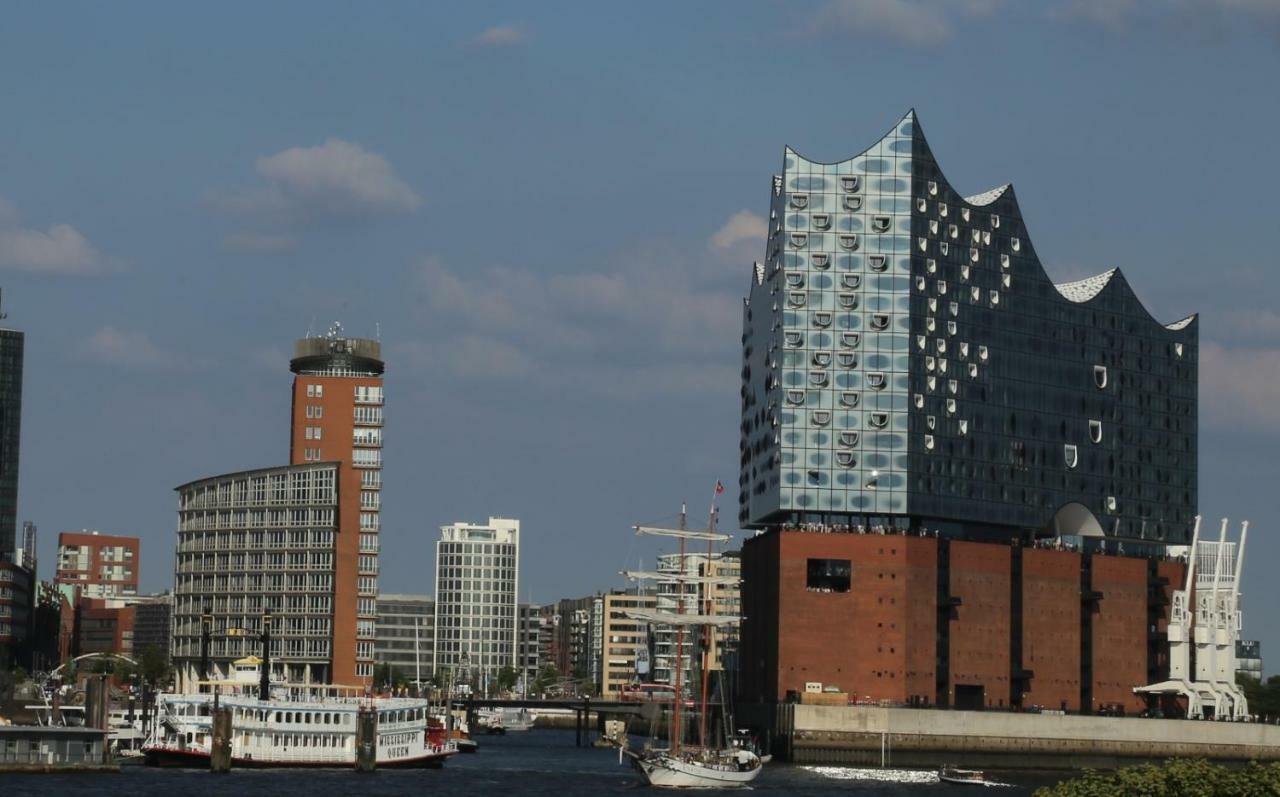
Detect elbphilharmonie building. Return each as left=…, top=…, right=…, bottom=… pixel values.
left=738, top=111, right=1197, bottom=550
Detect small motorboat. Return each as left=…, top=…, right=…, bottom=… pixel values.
left=939, top=765, right=987, bottom=785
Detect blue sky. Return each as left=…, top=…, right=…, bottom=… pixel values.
left=3, top=2, right=1279, bottom=661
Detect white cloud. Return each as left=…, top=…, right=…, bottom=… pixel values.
left=1053, top=0, right=1141, bottom=29
left=471, top=25, right=527, bottom=47
left=812, top=0, right=1000, bottom=44
left=0, top=197, right=109, bottom=275
left=221, top=231, right=298, bottom=255
left=406, top=230, right=746, bottom=399
left=80, top=326, right=181, bottom=370
left=709, top=210, right=766, bottom=253
left=1200, top=342, right=1280, bottom=436
left=215, top=139, right=421, bottom=222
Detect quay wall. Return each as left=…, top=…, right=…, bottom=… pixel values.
left=744, top=704, right=1280, bottom=769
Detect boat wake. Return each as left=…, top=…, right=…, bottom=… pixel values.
left=801, top=766, right=939, bottom=784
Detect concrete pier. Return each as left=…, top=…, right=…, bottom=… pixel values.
left=741, top=704, right=1280, bottom=769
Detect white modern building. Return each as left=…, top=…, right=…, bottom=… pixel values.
left=432, top=517, right=520, bottom=688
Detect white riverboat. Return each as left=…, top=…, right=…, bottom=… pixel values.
left=142, top=656, right=455, bottom=768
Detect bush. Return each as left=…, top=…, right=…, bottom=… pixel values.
left=1035, top=758, right=1280, bottom=797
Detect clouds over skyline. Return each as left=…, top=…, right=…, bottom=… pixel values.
left=810, top=0, right=1001, bottom=44
left=0, top=196, right=111, bottom=275
left=212, top=139, right=421, bottom=252
left=404, top=220, right=747, bottom=399
left=470, top=25, right=528, bottom=47
left=79, top=326, right=184, bottom=371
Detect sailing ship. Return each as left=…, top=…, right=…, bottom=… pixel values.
left=615, top=494, right=763, bottom=788
left=141, top=656, right=456, bottom=768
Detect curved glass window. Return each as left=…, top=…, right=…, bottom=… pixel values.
left=812, top=352, right=831, bottom=367
left=784, top=332, right=803, bottom=348
left=870, top=314, right=890, bottom=330
left=841, top=274, right=861, bottom=289
left=867, top=372, right=887, bottom=390
left=838, top=293, right=858, bottom=309
left=843, top=195, right=863, bottom=211
left=868, top=254, right=888, bottom=272
left=835, top=451, right=856, bottom=467
left=839, top=431, right=859, bottom=447
left=785, top=272, right=804, bottom=288
left=869, top=412, right=889, bottom=428
left=839, top=234, right=860, bottom=251
left=840, top=176, right=860, bottom=193
left=813, top=312, right=832, bottom=328
left=840, top=332, right=860, bottom=349
left=812, top=213, right=831, bottom=230
left=871, top=216, right=892, bottom=233
left=1064, top=444, right=1078, bottom=469
left=811, top=410, right=831, bottom=426
left=840, top=392, right=860, bottom=408
left=790, top=193, right=808, bottom=209
left=787, top=292, right=807, bottom=308
left=790, top=233, right=807, bottom=248
left=810, top=253, right=830, bottom=269
left=785, top=390, right=805, bottom=405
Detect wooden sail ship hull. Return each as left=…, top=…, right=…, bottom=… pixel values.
left=626, top=748, right=762, bottom=788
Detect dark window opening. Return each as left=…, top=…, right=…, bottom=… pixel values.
left=806, top=559, right=851, bottom=593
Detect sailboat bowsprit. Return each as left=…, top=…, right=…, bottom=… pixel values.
left=615, top=498, right=763, bottom=788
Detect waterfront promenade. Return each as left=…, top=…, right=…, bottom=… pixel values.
left=752, top=704, right=1280, bottom=769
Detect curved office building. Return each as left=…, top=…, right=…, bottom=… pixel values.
left=739, top=111, right=1197, bottom=548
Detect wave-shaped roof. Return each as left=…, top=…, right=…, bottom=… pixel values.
left=1054, top=269, right=1118, bottom=303
left=963, top=185, right=1011, bottom=206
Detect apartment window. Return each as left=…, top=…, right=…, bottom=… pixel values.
left=1064, top=444, right=1078, bottom=469
left=1089, top=420, right=1103, bottom=444
left=1094, top=365, right=1108, bottom=389
left=807, top=559, right=851, bottom=593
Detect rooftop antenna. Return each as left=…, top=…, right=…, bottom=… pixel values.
left=306, top=316, right=315, bottom=338
left=376, top=322, right=381, bottom=341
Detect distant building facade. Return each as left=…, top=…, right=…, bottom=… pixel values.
left=171, top=326, right=386, bottom=687
left=0, top=312, right=27, bottom=665
left=375, top=594, right=434, bottom=684
left=172, top=462, right=339, bottom=688
left=598, top=589, right=656, bottom=697
left=432, top=517, right=520, bottom=680
left=131, top=593, right=172, bottom=661
left=288, top=328, right=385, bottom=683
left=55, top=532, right=140, bottom=599
left=736, top=113, right=1198, bottom=715
left=737, top=111, right=1197, bottom=551
left=517, top=604, right=544, bottom=689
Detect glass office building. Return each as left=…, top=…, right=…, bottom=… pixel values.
left=432, top=517, right=520, bottom=681
left=739, top=112, right=1197, bottom=548
left=0, top=326, right=23, bottom=561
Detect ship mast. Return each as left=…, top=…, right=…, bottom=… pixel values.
left=698, top=509, right=713, bottom=749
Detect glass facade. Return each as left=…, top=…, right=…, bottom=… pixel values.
left=432, top=517, right=520, bottom=680
left=0, top=328, right=23, bottom=560
left=740, top=112, right=1197, bottom=547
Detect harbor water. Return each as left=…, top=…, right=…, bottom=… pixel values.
left=0, top=729, right=1065, bottom=795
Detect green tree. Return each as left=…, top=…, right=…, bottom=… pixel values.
left=494, top=665, right=518, bottom=693
left=530, top=664, right=560, bottom=695
left=1035, top=758, right=1280, bottom=797
left=138, top=644, right=171, bottom=686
